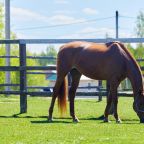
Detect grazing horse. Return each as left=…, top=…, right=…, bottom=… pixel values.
left=48, top=41, right=144, bottom=123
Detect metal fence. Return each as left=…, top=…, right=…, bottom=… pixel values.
left=0, top=38, right=144, bottom=113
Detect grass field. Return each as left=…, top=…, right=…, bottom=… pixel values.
left=0, top=96, right=144, bottom=144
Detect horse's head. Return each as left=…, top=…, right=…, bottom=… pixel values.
left=133, top=89, right=144, bottom=123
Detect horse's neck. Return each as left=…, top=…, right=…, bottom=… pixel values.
left=127, top=62, right=143, bottom=97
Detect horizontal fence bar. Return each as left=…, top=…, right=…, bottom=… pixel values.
left=26, top=56, right=56, bottom=60
left=0, top=38, right=144, bottom=44
left=26, top=91, right=52, bottom=96
left=27, top=86, right=53, bottom=89
left=0, top=66, right=56, bottom=71
left=0, top=56, right=56, bottom=60
left=0, top=91, right=132, bottom=97
left=18, top=38, right=144, bottom=44
left=0, top=39, right=19, bottom=44
left=0, top=91, right=20, bottom=95
left=0, top=66, right=19, bottom=71
left=26, top=86, right=101, bottom=89
left=0, top=56, right=19, bottom=58
left=26, top=66, right=56, bottom=70
left=0, top=84, right=19, bottom=86
left=0, top=91, right=133, bottom=97
left=26, top=72, right=55, bottom=75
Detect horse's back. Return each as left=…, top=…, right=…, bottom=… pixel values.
left=57, top=41, right=127, bottom=80
left=59, top=41, right=107, bottom=51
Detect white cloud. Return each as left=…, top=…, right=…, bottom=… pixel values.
left=11, top=6, right=85, bottom=28
left=82, top=8, right=98, bottom=15
left=11, top=7, right=48, bottom=22
left=54, top=0, right=69, bottom=4
left=49, top=14, right=85, bottom=25
left=53, top=10, right=75, bottom=15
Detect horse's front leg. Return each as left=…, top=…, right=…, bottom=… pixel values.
left=108, top=79, right=121, bottom=123
left=113, top=96, right=122, bottom=123
left=104, top=93, right=112, bottom=122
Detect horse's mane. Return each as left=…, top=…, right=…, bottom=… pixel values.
left=106, top=41, right=141, bottom=73
left=115, top=42, right=142, bottom=73
left=116, top=42, right=144, bottom=92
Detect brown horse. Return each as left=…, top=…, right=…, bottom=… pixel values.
left=48, top=41, right=144, bottom=123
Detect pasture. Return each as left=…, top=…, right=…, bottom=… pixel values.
left=0, top=96, right=144, bottom=144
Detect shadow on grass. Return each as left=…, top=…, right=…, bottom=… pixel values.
left=0, top=113, right=140, bottom=124
left=81, top=115, right=105, bottom=121
left=0, top=113, right=72, bottom=123
left=119, top=119, right=140, bottom=124
left=31, top=119, right=72, bottom=124
left=0, top=113, right=48, bottom=119
left=79, top=115, right=140, bottom=124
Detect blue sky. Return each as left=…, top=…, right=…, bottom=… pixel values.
left=1, top=0, right=144, bottom=53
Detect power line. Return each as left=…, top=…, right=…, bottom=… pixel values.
left=14, top=16, right=114, bottom=31
left=119, top=15, right=136, bottom=19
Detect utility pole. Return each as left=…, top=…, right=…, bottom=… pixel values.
left=5, top=0, right=11, bottom=92
left=116, top=10, right=119, bottom=39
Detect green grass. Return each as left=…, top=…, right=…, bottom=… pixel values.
left=0, top=96, right=144, bottom=144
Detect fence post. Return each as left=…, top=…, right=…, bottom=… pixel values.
left=98, top=80, right=102, bottom=101
left=19, top=43, right=27, bottom=113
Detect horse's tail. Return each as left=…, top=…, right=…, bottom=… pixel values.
left=57, top=76, right=68, bottom=116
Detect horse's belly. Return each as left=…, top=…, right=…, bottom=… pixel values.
left=75, top=64, right=112, bottom=80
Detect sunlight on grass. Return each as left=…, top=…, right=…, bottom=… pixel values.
left=0, top=96, right=143, bottom=144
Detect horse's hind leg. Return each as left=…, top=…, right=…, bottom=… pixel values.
left=48, top=75, right=65, bottom=122
left=69, top=68, right=81, bottom=122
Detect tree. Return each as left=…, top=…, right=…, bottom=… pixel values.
left=135, top=11, right=144, bottom=38
left=0, top=3, right=4, bottom=38
left=37, top=45, right=57, bottom=66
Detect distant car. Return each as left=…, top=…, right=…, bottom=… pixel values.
left=43, top=87, right=53, bottom=92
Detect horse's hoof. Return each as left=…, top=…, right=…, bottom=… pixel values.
left=116, top=119, right=122, bottom=124
left=47, top=116, right=53, bottom=122
left=73, top=118, right=79, bottom=123
left=103, top=118, right=111, bottom=123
